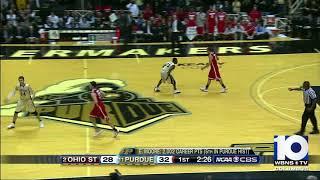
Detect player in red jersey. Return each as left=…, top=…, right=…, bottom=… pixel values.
left=89, top=81, right=119, bottom=137
left=200, top=47, right=227, bottom=93
left=216, top=8, right=227, bottom=35
left=207, top=6, right=217, bottom=35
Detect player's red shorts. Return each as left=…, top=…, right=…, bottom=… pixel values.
left=217, top=23, right=225, bottom=33
left=90, top=101, right=108, bottom=119
left=208, top=66, right=221, bottom=80
left=208, top=23, right=215, bottom=33
left=197, top=27, right=204, bottom=35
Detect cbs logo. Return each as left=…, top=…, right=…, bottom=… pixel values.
left=233, top=156, right=258, bottom=163
left=274, top=135, right=308, bottom=160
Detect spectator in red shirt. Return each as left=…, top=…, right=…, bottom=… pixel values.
left=249, top=5, right=262, bottom=22
left=154, top=14, right=163, bottom=27
left=216, top=8, right=227, bottom=37
left=206, top=5, right=217, bottom=36
left=175, top=7, right=186, bottom=21
left=243, top=21, right=256, bottom=39
left=187, top=7, right=197, bottom=27
left=143, top=4, right=153, bottom=20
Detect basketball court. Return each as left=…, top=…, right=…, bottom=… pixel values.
left=1, top=41, right=320, bottom=179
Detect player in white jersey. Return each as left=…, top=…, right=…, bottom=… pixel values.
left=6, top=76, right=44, bottom=129
left=154, top=58, right=181, bottom=94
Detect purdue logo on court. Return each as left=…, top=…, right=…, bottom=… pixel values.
left=0, top=79, right=189, bottom=132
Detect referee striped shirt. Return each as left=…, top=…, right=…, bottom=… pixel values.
left=303, top=87, right=317, bottom=105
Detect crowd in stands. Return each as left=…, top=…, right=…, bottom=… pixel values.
left=1, top=0, right=319, bottom=43
left=290, top=0, right=320, bottom=40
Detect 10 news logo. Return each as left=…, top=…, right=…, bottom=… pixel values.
left=274, top=135, right=308, bottom=166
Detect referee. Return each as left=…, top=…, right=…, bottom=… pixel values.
left=289, top=81, right=319, bottom=135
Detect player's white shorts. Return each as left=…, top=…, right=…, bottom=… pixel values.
left=161, top=71, right=172, bottom=83
left=15, top=99, right=36, bottom=113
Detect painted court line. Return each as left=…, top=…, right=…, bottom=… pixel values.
left=260, top=86, right=302, bottom=112
left=257, top=63, right=320, bottom=125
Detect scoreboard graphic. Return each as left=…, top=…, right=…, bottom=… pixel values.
left=2, top=136, right=315, bottom=167
left=58, top=147, right=260, bottom=165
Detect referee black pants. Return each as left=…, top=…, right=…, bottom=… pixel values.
left=300, top=104, right=319, bottom=132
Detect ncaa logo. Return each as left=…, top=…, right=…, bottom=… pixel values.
left=274, top=135, right=308, bottom=161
